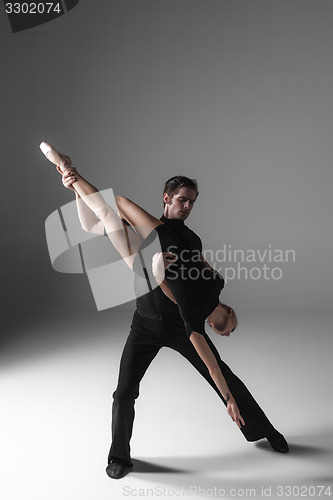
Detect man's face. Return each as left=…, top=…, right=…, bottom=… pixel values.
left=163, top=186, right=197, bottom=220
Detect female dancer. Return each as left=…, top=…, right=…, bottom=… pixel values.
left=40, top=142, right=243, bottom=425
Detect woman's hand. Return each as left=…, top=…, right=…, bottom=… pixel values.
left=152, top=251, right=178, bottom=284
left=227, top=397, right=245, bottom=429
left=56, top=165, right=78, bottom=191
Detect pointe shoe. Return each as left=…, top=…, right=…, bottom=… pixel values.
left=106, top=459, right=131, bottom=479
left=40, top=141, right=72, bottom=172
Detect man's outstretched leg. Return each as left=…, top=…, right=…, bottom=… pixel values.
left=203, top=333, right=289, bottom=452
left=164, top=319, right=288, bottom=452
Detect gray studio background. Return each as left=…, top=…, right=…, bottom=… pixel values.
left=1, top=0, right=332, bottom=316
left=1, top=2, right=333, bottom=500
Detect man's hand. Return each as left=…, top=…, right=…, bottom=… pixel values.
left=152, top=251, right=178, bottom=284
left=56, top=165, right=78, bottom=191
left=226, top=397, right=245, bottom=429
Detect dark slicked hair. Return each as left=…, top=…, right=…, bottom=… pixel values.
left=163, top=176, right=199, bottom=206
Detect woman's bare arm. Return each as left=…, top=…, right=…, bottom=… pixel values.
left=152, top=253, right=242, bottom=425
left=189, top=332, right=245, bottom=428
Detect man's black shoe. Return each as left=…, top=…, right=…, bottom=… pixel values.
left=266, top=429, right=289, bottom=453
left=106, top=459, right=132, bottom=479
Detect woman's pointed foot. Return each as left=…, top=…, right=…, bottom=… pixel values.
left=40, top=141, right=72, bottom=172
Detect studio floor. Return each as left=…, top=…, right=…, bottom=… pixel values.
left=1, top=308, right=332, bottom=500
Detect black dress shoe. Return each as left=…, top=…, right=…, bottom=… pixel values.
left=266, top=429, right=289, bottom=453
left=106, top=459, right=132, bottom=479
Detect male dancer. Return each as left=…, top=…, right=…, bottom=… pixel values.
left=57, top=168, right=289, bottom=479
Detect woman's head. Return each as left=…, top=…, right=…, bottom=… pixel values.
left=206, top=303, right=238, bottom=336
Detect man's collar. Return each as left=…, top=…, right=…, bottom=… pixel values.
left=160, top=215, right=185, bottom=226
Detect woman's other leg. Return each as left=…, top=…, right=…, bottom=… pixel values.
left=116, top=195, right=163, bottom=240
left=61, top=167, right=163, bottom=240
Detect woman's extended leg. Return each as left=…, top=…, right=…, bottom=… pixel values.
left=42, top=141, right=163, bottom=239
left=41, top=141, right=163, bottom=265
left=71, top=177, right=163, bottom=241
left=59, top=167, right=142, bottom=268
left=60, top=166, right=164, bottom=268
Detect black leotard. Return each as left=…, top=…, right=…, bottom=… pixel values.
left=134, top=216, right=224, bottom=337
left=134, top=216, right=202, bottom=314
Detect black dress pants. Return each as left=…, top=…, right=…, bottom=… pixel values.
left=108, top=309, right=275, bottom=466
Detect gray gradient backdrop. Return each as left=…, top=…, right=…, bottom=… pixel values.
left=1, top=1, right=332, bottom=500
left=1, top=0, right=332, bottom=314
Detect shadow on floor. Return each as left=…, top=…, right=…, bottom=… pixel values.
left=131, top=458, right=188, bottom=474
left=120, top=446, right=332, bottom=500
left=255, top=440, right=332, bottom=456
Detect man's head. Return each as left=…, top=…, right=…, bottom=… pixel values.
left=163, top=176, right=199, bottom=220
left=206, top=303, right=238, bottom=336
